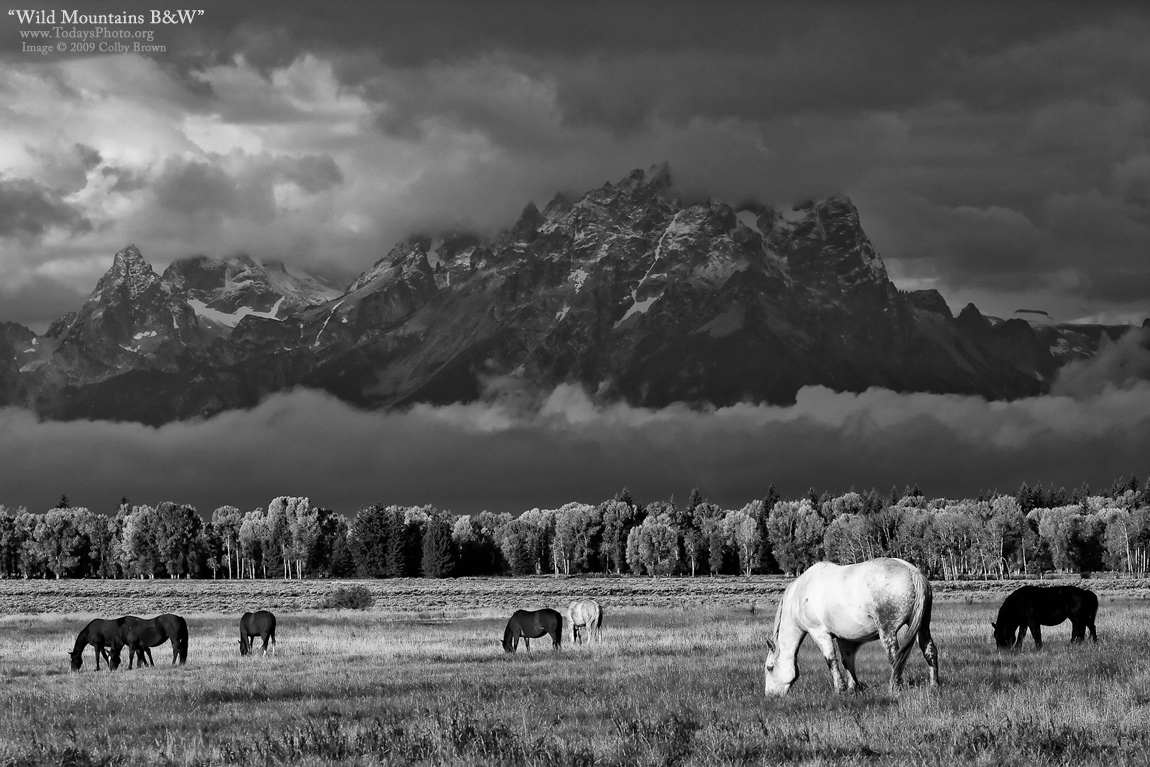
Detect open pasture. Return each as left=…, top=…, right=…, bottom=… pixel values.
left=2, top=574, right=1148, bottom=616
left=1, top=597, right=1149, bottom=766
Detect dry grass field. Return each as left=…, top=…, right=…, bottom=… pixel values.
left=1, top=578, right=1148, bottom=766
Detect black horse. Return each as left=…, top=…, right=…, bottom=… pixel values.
left=239, top=610, right=277, bottom=656
left=110, top=613, right=189, bottom=669
left=70, top=617, right=155, bottom=671
left=502, top=608, right=562, bottom=653
left=992, top=585, right=1098, bottom=649
left=69, top=617, right=123, bottom=671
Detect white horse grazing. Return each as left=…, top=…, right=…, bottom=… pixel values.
left=567, top=599, right=603, bottom=644
left=763, top=558, right=940, bottom=695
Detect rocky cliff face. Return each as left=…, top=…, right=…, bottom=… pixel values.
left=0, top=166, right=1134, bottom=424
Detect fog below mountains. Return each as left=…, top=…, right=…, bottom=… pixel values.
left=3, top=329, right=1149, bottom=517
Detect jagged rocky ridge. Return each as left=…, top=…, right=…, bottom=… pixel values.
left=0, top=165, right=1137, bottom=424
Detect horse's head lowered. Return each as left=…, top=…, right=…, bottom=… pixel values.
left=68, top=650, right=83, bottom=671
left=762, top=637, right=795, bottom=696
left=991, top=621, right=1015, bottom=649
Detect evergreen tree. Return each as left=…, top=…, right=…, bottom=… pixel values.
left=1016, top=481, right=1033, bottom=514
left=421, top=516, right=458, bottom=578
left=327, top=518, right=356, bottom=577
left=763, top=484, right=780, bottom=515
left=0, top=506, right=22, bottom=578
left=350, top=504, right=392, bottom=577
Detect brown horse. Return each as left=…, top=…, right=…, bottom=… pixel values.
left=239, top=610, right=277, bottom=657
left=110, top=614, right=189, bottom=669
left=69, top=618, right=121, bottom=671
left=501, top=609, right=562, bottom=653
left=992, top=585, right=1098, bottom=649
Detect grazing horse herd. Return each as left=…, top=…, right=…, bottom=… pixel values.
left=68, top=558, right=1100, bottom=698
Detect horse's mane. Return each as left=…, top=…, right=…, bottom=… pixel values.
left=502, top=619, right=515, bottom=647
left=770, top=581, right=796, bottom=644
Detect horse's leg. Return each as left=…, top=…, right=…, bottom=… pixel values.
left=94, top=644, right=103, bottom=671
left=836, top=639, right=863, bottom=693
left=918, top=627, right=940, bottom=687
left=809, top=630, right=846, bottom=693
left=876, top=625, right=910, bottom=691
left=1013, top=624, right=1027, bottom=650
left=1070, top=621, right=1084, bottom=644
left=262, top=634, right=270, bottom=657
left=1030, top=623, right=1042, bottom=649
left=1088, top=620, right=1097, bottom=643
left=524, top=636, right=531, bottom=652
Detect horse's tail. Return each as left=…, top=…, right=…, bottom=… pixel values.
left=177, top=618, right=189, bottom=665
left=597, top=604, right=604, bottom=632
left=898, top=565, right=932, bottom=669
left=1085, top=589, right=1099, bottom=621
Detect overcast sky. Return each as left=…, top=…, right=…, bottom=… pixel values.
left=2, top=2, right=1150, bottom=515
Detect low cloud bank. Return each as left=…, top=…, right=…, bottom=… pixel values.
left=3, top=337, right=1150, bottom=516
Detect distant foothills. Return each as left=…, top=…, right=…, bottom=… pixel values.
left=2, top=165, right=1144, bottom=424
left=1, top=475, right=1147, bottom=582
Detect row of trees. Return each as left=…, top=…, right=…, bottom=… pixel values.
left=0, top=496, right=353, bottom=580
left=4, top=475, right=1150, bottom=580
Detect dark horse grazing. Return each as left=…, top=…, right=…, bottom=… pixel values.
left=992, top=585, right=1098, bottom=649
left=110, top=613, right=189, bottom=669
left=69, top=618, right=123, bottom=671
left=501, top=609, right=562, bottom=653
left=239, top=610, right=277, bottom=656
left=70, top=617, right=154, bottom=671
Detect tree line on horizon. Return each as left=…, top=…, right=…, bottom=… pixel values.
left=1, top=476, right=1149, bottom=581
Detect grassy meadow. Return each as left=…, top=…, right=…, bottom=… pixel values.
left=0, top=579, right=1148, bottom=766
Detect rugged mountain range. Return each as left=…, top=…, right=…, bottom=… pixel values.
left=0, top=164, right=1137, bottom=424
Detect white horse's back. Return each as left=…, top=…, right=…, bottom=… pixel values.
left=765, top=558, right=938, bottom=695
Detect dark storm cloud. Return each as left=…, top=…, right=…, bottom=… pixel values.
left=152, top=153, right=343, bottom=222
left=3, top=337, right=1150, bottom=517
left=0, top=274, right=86, bottom=328
left=0, top=177, right=90, bottom=237
left=27, top=143, right=101, bottom=195
left=282, top=154, right=343, bottom=193
left=101, top=166, right=148, bottom=194
left=153, top=158, right=241, bottom=216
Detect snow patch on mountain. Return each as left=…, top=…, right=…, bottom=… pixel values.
left=426, top=239, right=445, bottom=270
left=736, top=210, right=763, bottom=236
left=313, top=301, right=344, bottom=346
left=615, top=294, right=659, bottom=329
left=570, top=268, right=589, bottom=292
left=189, top=297, right=285, bottom=328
